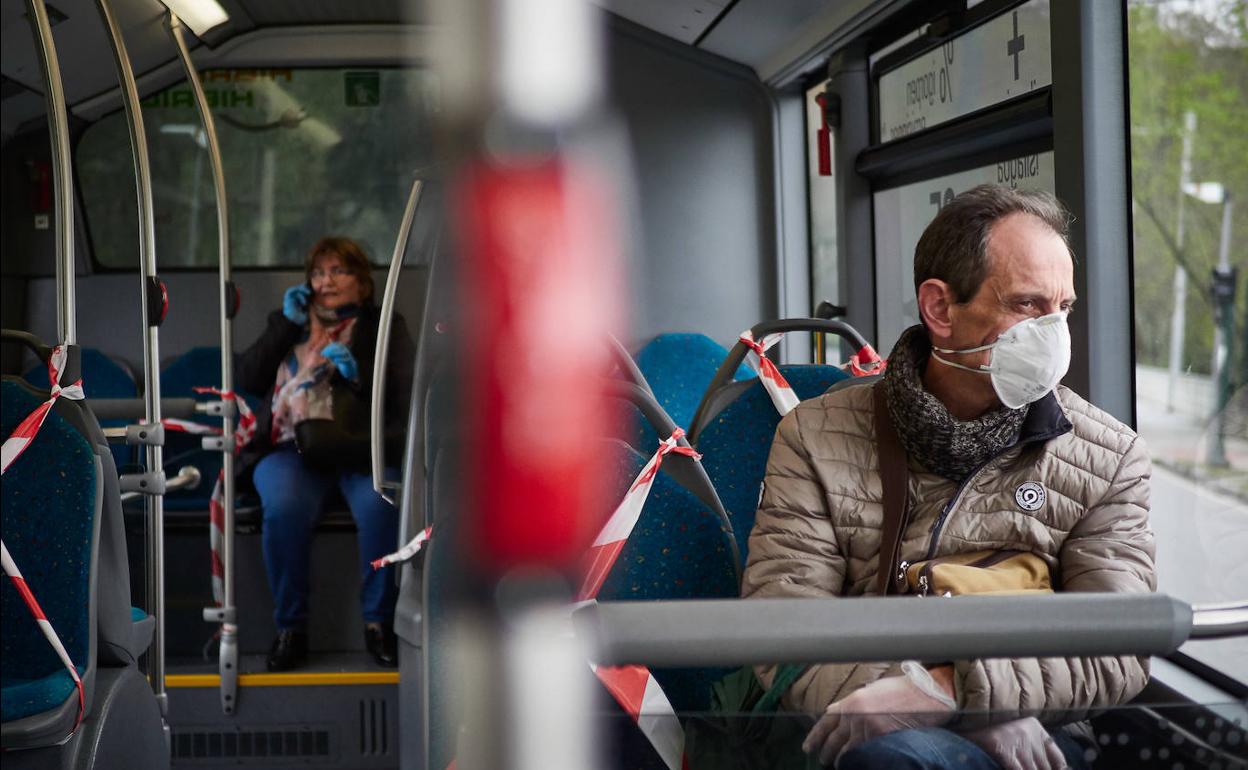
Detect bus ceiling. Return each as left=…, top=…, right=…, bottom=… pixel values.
left=0, top=0, right=917, bottom=138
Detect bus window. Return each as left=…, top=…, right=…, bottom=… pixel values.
left=78, top=68, right=439, bottom=269
left=806, top=80, right=838, bottom=317
left=866, top=0, right=1056, bottom=355
left=1127, top=0, right=1246, bottom=685
left=872, top=151, right=1055, bottom=353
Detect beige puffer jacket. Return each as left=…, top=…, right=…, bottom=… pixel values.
left=742, top=381, right=1156, bottom=725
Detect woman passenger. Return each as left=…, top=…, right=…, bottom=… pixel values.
left=237, top=236, right=415, bottom=671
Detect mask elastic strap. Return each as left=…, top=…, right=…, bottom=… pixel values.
left=930, top=351, right=992, bottom=374
left=931, top=339, right=996, bottom=355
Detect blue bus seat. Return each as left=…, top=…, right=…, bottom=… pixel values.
left=426, top=436, right=733, bottom=768
left=594, top=439, right=739, bottom=714
left=630, top=334, right=754, bottom=450
left=2, top=345, right=163, bottom=760
left=24, top=348, right=139, bottom=473
left=694, top=364, right=849, bottom=564
left=1, top=380, right=97, bottom=739
left=159, top=347, right=258, bottom=512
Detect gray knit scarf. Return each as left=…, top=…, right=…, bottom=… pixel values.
left=881, top=325, right=1026, bottom=482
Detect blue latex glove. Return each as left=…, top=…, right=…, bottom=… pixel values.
left=320, top=342, right=359, bottom=382
left=283, top=284, right=311, bottom=324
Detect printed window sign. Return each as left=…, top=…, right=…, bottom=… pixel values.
left=877, top=0, right=1050, bottom=142
left=872, top=151, right=1055, bottom=353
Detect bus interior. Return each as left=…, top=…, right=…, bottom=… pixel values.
left=1, top=0, right=1246, bottom=768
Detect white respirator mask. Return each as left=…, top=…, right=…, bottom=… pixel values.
left=930, top=312, right=1071, bottom=409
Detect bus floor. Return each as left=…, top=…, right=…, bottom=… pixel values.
left=164, top=651, right=399, bottom=769
left=128, top=522, right=403, bottom=769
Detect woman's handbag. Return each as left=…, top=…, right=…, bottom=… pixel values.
left=872, top=383, right=1053, bottom=598
left=294, top=381, right=372, bottom=473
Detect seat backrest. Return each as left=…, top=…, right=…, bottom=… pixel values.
left=594, top=438, right=739, bottom=713
left=160, top=347, right=224, bottom=510
left=159, top=347, right=258, bottom=511
left=1, top=380, right=98, bottom=726
left=423, top=438, right=660, bottom=769
left=631, top=334, right=754, bottom=449
left=424, top=434, right=738, bottom=768
left=695, top=364, right=849, bottom=563
left=25, top=348, right=138, bottom=473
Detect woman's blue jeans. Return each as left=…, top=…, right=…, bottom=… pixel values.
left=253, top=446, right=400, bottom=630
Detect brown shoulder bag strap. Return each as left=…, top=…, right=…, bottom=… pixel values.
left=873, top=382, right=911, bottom=596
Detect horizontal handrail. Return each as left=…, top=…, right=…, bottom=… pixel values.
left=90, top=398, right=201, bottom=420
left=574, top=594, right=1196, bottom=667
left=120, top=465, right=201, bottom=502
left=1190, top=601, right=1248, bottom=639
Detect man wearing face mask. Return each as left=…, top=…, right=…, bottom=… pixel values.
left=741, top=184, right=1155, bottom=770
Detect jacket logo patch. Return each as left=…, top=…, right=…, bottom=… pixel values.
left=1015, top=481, right=1046, bottom=512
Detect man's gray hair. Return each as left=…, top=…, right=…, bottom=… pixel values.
left=913, top=184, right=1073, bottom=303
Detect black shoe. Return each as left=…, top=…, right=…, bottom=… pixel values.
left=266, top=629, right=308, bottom=672
left=364, top=623, right=398, bottom=668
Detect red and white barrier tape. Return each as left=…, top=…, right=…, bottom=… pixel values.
left=1, top=345, right=86, bottom=730
left=162, top=389, right=256, bottom=605
left=846, top=343, right=886, bottom=377
left=738, top=331, right=800, bottom=416
left=191, top=386, right=258, bottom=450
left=1, top=345, right=84, bottom=473
left=593, top=663, right=685, bottom=770
left=371, top=526, right=432, bottom=570
left=160, top=417, right=215, bottom=435
left=1, top=541, right=85, bottom=729
left=205, top=389, right=254, bottom=605
left=369, top=429, right=696, bottom=769
left=576, top=428, right=697, bottom=770
left=577, top=428, right=699, bottom=602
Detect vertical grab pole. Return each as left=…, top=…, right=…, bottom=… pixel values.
left=372, top=179, right=424, bottom=504
left=94, top=0, right=168, bottom=726
left=25, top=0, right=75, bottom=345
left=167, top=14, right=239, bottom=715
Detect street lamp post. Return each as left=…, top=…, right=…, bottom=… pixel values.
left=1180, top=181, right=1237, bottom=468
left=1168, top=111, right=1197, bottom=412
left=1209, top=193, right=1236, bottom=468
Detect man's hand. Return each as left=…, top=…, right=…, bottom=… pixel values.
left=802, top=672, right=955, bottom=766
left=320, top=342, right=359, bottom=382
left=961, top=717, right=1069, bottom=770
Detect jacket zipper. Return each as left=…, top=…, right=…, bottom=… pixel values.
left=924, top=457, right=995, bottom=561
left=916, top=404, right=1073, bottom=577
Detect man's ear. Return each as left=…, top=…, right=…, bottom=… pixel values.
left=917, top=279, right=956, bottom=339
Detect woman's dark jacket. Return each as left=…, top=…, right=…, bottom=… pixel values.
left=236, top=302, right=416, bottom=476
